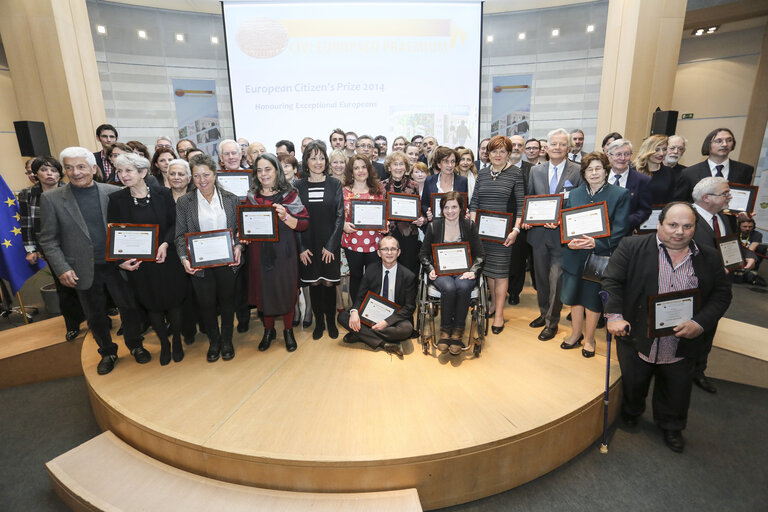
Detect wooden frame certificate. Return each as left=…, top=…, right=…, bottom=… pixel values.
left=217, top=171, right=252, bottom=199
left=432, top=242, right=471, bottom=276
left=431, top=192, right=468, bottom=218
left=560, top=202, right=611, bottom=244
left=350, top=199, right=386, bottom=229
left=648, top=289, right=700, bottom=338
left=106, top=223, right=159, bottom=261
left=359, top=291, right=400, bottom=327
left=476, top=210, right=512, bottom=243
left=716, top=234, right=745, bottom=270
left=522, top=194, right=562, bottom=225
left=638, top=204, right=666, bottom=233
left=726, top=183, right=757, bottom=214
left=238, top=205, right=278, bottom=242
left=185, top=229, right=234, bottom=269
left=387, top=193, right=420, bottom=221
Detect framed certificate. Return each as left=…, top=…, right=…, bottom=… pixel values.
left=238, top=205, right=278, bottom=242
left=350, top=199, right=387, bottom=230
left=430, top=192, right=468, bottom=218
left=638, top=204, right=666, bottom=233
left=476, top=210, right=512, bottom=243
left=185, top=229, right=235, bottom=269
left=716, top=234, right=745, bottom=270
left=432, top=242, right=471, bottom=276
left=559, top=201, right=611, bottom=244
left=726, top=183, right=757, bottom=214
left=106, top=223, right=159, bottom=261
left=387, top=193, right=420, bottom=221
left=647, top=289, right=701, bottom=338
left=359, top=291, right=400, bottom=327
left=522, top=194, right=562, bottom=225
left=217, top=171, right=252, bottom=199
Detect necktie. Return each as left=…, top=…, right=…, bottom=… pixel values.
left=712, top=215, right=721, bottom=238
left=715, top=164, right=724, bottom=178
left=613, top=174, right=621, bottom=187
left=549, top=166, right=558, bottom=194
left=382, top=270, right=390, bottom=300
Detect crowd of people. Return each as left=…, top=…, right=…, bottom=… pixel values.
left=16, top=122, right=765, bottom=453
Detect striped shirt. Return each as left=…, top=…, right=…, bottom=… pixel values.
left=639, top=236, right=700, bottom=364
left=306, top=184, right=324, bottom=203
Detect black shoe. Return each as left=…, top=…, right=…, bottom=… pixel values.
left=284, top=329, right=298, bottom=352
left=566, top=312, right=572, bottom=322
left=117, top=325, right=124, bottom=336
left=381, top=342, right=404, bottom=358
left=754, top=275, right=767, bottom=287
left=538, top=326, right=558, bottom=341
left=662, top=429, right=685, bottom=453
left=326, top=319, right=339, bottom=339
left=621, top=413, right=638, bottom=428
left=237, top=321, right=249, bottom=333
left=312, top=316, right=325, bottom=340
left=582, top=348, right=595, bottom=358
left=343, top=333, right=359, bottom=344
left=410, top=329, right=419, bottom=339
left=258, top=329, right=276, bottom=351
left=159, top=342, right=171, bottom=366
left=97, top=354, right=117, bottom=375
left=131, top=347, right=152, bottom=364
left=560, top=334, right=584, bottom=349
left=171, top=336, right=184, bottom=363
left=491, top=323, right=505, bottom=335
left=65, top=329, right=80, bottom=342
left=107, top=308, right=119, bottom=316
left=507, top=295, right=519, bottom=305
left=207, top=343, right=221, bottom=362
left=184, top=334, right=195, bottom=345
left=221, top=341, right=235, bottom=360
left=529, top=316, right=546, bottom=328
left=694, top=375, right=717, bottom=394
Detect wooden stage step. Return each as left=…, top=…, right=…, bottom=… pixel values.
left=47, top=431, right=423, bottom=512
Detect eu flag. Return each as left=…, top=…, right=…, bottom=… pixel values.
left=0, top=174, right=46, bottom=294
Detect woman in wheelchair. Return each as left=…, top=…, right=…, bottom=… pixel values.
left=419, top=191, right=485, bottom=354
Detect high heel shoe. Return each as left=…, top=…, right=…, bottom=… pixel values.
left=171, top=335, right=184, bottom=363
left=560, top=334, right=584, bottom=350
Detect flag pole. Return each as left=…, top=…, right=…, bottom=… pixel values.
left=16, top=292, right=29, bottom=325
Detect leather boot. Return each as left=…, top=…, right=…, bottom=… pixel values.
left=284, top=329, right=298, bottom=352
left=171, top=334, right=184, bottom=363
left=258, top=329, right=276, bottom=351
left=159, top=336, right=171, bottom=366
left=312, top=313, right=325, bottom=340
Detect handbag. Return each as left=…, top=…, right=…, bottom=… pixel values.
left=582, top=253, right=610, bottom=282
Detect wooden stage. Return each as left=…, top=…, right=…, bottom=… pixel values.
left=82, top=295, right=621, bottom=510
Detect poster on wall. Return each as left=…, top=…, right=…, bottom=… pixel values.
left=753, top=171, right=768, bottom=231
left=490, top=75, right=532, bottom=139
left=171, top=79, right=221, bottom=158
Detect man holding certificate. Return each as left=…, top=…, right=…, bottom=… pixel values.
left=338, top=236, right=417, bottom=358
left=602, top=202, right=732, bottom=453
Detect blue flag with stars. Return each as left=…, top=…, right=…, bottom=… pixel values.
left=0, top=174, right=46, bottom=294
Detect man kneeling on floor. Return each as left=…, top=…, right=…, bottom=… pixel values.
left=338, top=236, right=416, bottom=358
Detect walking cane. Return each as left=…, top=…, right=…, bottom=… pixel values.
left=598, top=290, right=611, bottom=454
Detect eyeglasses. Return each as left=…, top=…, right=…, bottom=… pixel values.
left=712, top=138, right=734, bottom=145
left=156, top=144, right=172, bottom=149
left=378, top=247, right=399, bottom=252
left=610, top=152, right=632, bottom=158
left=222, top=151, right=240, bottom=157
left=358, top=143, right=373, bottom=149
left=708, top=190, right=731, bottom=197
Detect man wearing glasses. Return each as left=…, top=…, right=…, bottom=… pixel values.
left=218, top=139, right=245, bottom=170
left=356, top=135, right=387, bottom=180
left=675, top=128, right=755, bottom=202
left=605, top=138, right=652, bottom=232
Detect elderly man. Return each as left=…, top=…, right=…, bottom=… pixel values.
left=218, top=139, right=245, bottom=170
left=245, top=141, right=267, bottom=167
left=665, top=135, right=687, bottom=172
left=236, top=138, right=250, bottom=167
left=329, top=128, right=346, bottom=150
left=39, top=147, right=151, bottom=375
left=606, top=139, right=652, bottom=232
left=690, top=177, right=756, bottom=394
left=355, top=135, right=387, bottom=179
left=675, top=128, right=755, bottom=202
left=524, top=128, right=583, bottom=340
left=603, top=202, right=732, bottom=452
left=568, top=129, right=586, bottom=163
left=419, top=136, right=438, bottom=166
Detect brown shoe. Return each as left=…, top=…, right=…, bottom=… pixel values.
left=449, top=328, right=465, bottom=355
left=437, top=328, right=452, bottom=353
left=381, top=342, right=404, bottom=358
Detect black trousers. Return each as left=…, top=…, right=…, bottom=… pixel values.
left=507, top=233, right=529, bottom=299
left=344, top=249, right=379, bottom=305
left=616, top=340, right=695, bottom=431
left=75, top=264, right=143, bottom=357
left=338, top=310, right=412, bottom=349
left=191, top=266, right=237, bottom=345
left=53, top=272, right=84, bottom=332
left=234, top=255, right=252, bottom=325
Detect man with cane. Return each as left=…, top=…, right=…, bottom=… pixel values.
left=601, top=202, right=731, bottom=453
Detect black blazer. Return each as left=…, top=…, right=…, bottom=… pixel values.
left=372, top=160, right=388, bottom=181
left=352, top=263, right=417, bottom=326
left=107, top=185, right=176, bottom=250
left=295, top=177, right=344, bottom=254
left=602, top=234, right=732, bottom=358
left=419, top=218, right=485, bottom=275
left=674, top=159, right=754, bottom=202
left=623, top=167, right=652, bottom=232
left=693, top=210, right=756, bottom=260
left=420, top=174, right=469, bottom=216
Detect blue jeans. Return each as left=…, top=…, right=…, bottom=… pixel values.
left=433, top=275, right=476, bottom=329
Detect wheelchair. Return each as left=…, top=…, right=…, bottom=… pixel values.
left=415, top=266, right=490, bottom=357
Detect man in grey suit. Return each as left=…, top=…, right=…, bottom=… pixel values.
left=524, top=129, right=583, bottom=340
left=39, top=147, right=150, bottom=375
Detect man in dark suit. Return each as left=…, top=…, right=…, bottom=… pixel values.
left=39, top=147, right=150, bottom=375
left=524, top=129, right=583, bottom=340
left=355, top=135, right=387, bottom=180
left=568, top=129, right=587, bottom=163
left=603, top=202, right=732, bottom=453
left=606, top=139, right=652, bottom=231
left=675, top=128, right=755, bottom=202
left=690, top=177, right=756, bottom=394
left=507, top=135, right=533, bottom=304
left=338, top=236, right=417, bottom=358
left=93, top=123, right=118, bottom=183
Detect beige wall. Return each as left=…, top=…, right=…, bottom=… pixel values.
left=0, top=64, right=27, bottom=192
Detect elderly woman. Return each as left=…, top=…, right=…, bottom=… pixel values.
left=109, top=153, right=188, bottom=365
left=247, top=154, right=309, bottom=352
left=456, top=147, right=477, bottom=201
left=381, top=151, right=425, bottom=276
left=469, top=135, right=524, bottom=333
left=151, top=147, right=177, bottom=187
left=633, top=135, right=676, bottom=204
left=560, top=152, right=630, bottom=357
left=167, top=158, right=194, bottom=201
left=296, top=141, right=344, bottom=340
left=420, top=192, right=485, bottom=354
left=18, top=157, right=84, bottom=341
left=175, top=153, right=243, bottom=362
left=421, top=146, right=468, bottom=219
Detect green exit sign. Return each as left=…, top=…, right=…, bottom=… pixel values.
left=682, top=113, right=694, bottom=119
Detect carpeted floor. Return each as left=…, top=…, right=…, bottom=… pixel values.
left=1, top=375, right=765, bottom=511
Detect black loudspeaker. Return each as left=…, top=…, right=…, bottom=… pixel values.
left=650, top=110, right=678, bottom=136
left=14, top=121, right=51, bottom=157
